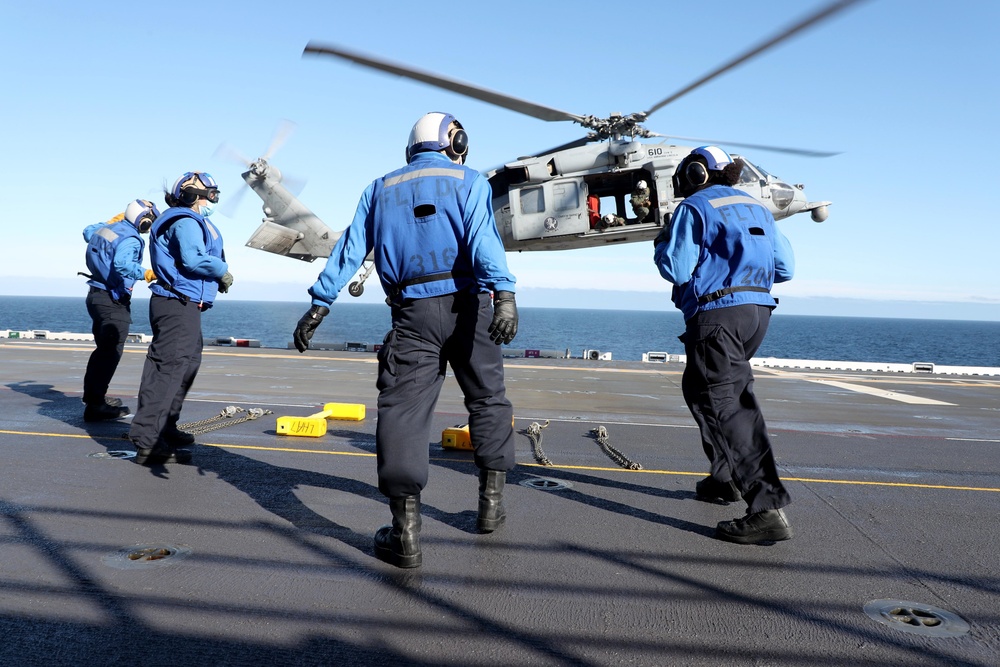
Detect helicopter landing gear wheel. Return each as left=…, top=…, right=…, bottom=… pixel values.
left=348, top=281, right=364, bottom=297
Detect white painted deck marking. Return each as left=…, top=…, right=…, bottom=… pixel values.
left=808, top=379, right=955, bottom=405
left=758, top=368, right=956, bottom=405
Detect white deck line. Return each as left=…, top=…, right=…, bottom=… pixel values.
left=798, top=378, right=956, bottom=406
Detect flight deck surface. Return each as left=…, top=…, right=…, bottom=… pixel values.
left=1, top=339, right=998, bottom=666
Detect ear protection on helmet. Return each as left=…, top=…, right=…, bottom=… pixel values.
left=179, top=188, right=199, bottom=206
left=672, top=155, right=708, bottom=198
left=125, top=199, right=161, bottom=233
left=446, top=123, right=469, bottom=163
left=685, top=160, right=709, bottom=188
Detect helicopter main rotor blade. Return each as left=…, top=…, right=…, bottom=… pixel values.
left=213, top=142, right=252, bottom=167
left=531, top=136, right=595, bottom=157
left=643, top=0, right=868, bottom=118
left=220, top=181, right=250, bottom=218
left=650, top=132, right=839, bottom=158
left=304, top=42, right=586, bottom=125
left=264, top=119, right=297, bottom=161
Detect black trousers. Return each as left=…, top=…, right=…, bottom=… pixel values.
left=83, top=287, right=132, bottom=405
left=375, top=292, right=516, bottom=498
left=128, top=295, right=203, bottom=449
left=681, top=304, right=790, bottom=513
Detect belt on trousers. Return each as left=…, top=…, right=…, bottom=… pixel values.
left=697, top=285, right=770, bottom=305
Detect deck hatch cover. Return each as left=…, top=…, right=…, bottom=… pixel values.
left=88, top=450, right=137, bottom=460
left=103, top=543, right=193, bottom=570
left=863, top=599, right=970, bottom=637
left=519, top=478, right=572, bottom=491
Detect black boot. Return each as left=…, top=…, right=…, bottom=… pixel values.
left=716, top=508, right=793, bottom=544
left=374, top=495, right=422, bottom=568
left=477, top=470, right=507, bottom=533
left=695, top=475, right=741, bottom=503
left=83, top=402, right=131, bottom=422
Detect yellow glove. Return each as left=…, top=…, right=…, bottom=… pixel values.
left=107, top=212, right=126, bottom=223
left=144, top=269, right=157, bottom=283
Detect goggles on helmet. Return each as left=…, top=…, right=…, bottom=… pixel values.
left=172, top=171, right=221, bottom=203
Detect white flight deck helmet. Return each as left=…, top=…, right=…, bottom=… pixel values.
left=691, top=145, right=734, bottom=171
left=636, top=180, right=647, bottom=190
left=672, top=145, right=735, bottom=198
left=124, top=199, right=161, bottom=234
left=406, top=112, right=469, bottom=164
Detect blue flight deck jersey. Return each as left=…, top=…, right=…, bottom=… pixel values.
left=308, top=151, right=515, bottom=307
left=82, top=220, right=146, bottom=301
left=148, top=208, right=227, bottom=306
left=654, top=185, right=794, bottom=321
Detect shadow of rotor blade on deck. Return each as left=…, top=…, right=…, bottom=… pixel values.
left=430, top=457, right=715, bottom=538
left=0, top=495, right=993, bottom=666
left=194, top=444, right=379, bottom=556
left=0, top=498, right=443, bottom=666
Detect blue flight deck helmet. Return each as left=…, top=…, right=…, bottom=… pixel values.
left=170, top=171, right=221, bottom=206
left=406, top=112, right=469, bottom=164
left=124, top=199, right=161, bottom=233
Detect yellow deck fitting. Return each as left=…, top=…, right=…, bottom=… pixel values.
left=441, top=424, right=472, bottom=450
left=276, top=402, right=366, bottom=437
left=441, top=417, right=514, bottom=450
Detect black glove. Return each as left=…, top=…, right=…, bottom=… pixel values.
left=218, top=271, right=234, bottom=294
left=488, top=291, right=518, bottom=345
left=293, top=305, right=330, bottom=353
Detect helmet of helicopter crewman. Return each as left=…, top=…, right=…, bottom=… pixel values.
left=406, top=112, right=469, bottom=164
left=124, top=199, right=161, bottom=234
left=636, top=180, right=647, bottom=190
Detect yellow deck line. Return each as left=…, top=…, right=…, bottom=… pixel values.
left=3, top=428, right=998, bottom=494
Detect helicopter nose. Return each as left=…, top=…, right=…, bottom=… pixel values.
left=781, top=183, right=808, bottom=215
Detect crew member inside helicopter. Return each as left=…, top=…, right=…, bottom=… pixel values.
left=630, top=180, right=652, bottom=222
left=653, top=145, right=795, bottom=545
left=80, top=199, right=159, bottom=422
left=292, top=112, right=519, bottom=569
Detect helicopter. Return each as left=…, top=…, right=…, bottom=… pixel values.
left=236, top=0, right=864, bottom=296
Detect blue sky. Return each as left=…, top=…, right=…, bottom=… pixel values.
left=2, top=0, right=998, bottom=319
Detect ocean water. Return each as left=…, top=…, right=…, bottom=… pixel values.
left=1, top=295, right=998, bottom=367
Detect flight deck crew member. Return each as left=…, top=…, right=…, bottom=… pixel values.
left=80, top=200, right=159, bottom=421
left=293, top=112, right=519, bottom=569
left=127, top=172, right=233, bottom=466
left=654, top=146, right=795, bottom=544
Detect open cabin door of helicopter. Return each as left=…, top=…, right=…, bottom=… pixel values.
left=509, top=179, right=588, bottom=241
left=506, top=169, right=659, bottom=243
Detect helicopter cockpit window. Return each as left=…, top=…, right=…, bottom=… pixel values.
left=519, top=186, right=544, bottom=215
left=739, top=162, right=762, bottom=185
left=552, top=182, right=579, bottom=212
left=770, top=182, right=795, bottom=210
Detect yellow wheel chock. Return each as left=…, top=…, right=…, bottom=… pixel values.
left=276, top=402, right=366, bottom=437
